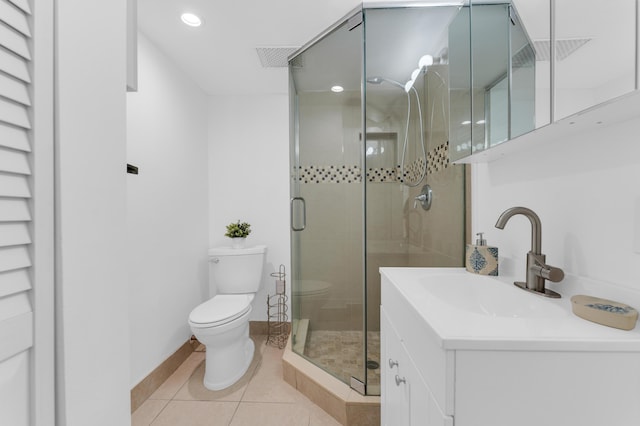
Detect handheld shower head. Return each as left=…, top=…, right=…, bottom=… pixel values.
left=365, top=76, right=405, bottom=90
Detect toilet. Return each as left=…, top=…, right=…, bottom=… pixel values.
left=188, top=245, right=267, bottom=390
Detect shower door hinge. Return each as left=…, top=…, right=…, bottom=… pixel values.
left=508, top=4, right=517, bottom=26
left=348, top=11, right=363, bottom=31
left=350, top=376, right=366, bottom=395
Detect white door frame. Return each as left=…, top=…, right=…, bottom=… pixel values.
left=31, top=1, right=56, bottom=424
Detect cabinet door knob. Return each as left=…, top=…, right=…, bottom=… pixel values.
left=395, top=375, right=406, bottom=386
left=388, top=359, right=399, bottom=369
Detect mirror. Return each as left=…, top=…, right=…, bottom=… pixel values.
left=512, top=0, right=551, bottom=128
left=471, top=3, right=511, bottom=152
left=555, top=0, right=636, bottom=120
left=452, top=0, right=638, bottom=161
left=449, top=6, right=472, bottom=160
left=450, top=2, right=538, bottom=161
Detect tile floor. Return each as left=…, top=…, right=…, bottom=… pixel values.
left=132, top=335, right=342, bottom=426
left=304, top=330, right=380, bottom=388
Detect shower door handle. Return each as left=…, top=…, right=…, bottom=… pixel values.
left=290, top=197, right=306, bottom=231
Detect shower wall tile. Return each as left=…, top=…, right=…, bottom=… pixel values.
left=345, top=184, right=365, bottom=244
left=301, top=184, right=351, bottom=240
left=365, top=167, right=398, bottom=183
left=303, top=240, right=360, bottom=290
left=298, top=93, right=362, bottom=167
left=366, top=184, right=394, bottom=241
left=297, top=165, right=362, bottom=183
left=298, top=103, right=346, bottom=166
left=295, top=141, right=450, bottom=185
left=389, top=187, right=407, bottom=241
left=427, top=142, right=450, bottom=174
left=418, top=164, right=466, bottom=262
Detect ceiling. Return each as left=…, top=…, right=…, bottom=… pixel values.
left=138, top=0, right=636, bottom=96
left=137, top=0, right=365, bottom=95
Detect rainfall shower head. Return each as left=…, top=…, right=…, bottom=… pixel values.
left=366, top=76, right=405, bottom=90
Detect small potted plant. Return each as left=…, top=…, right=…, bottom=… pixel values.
left=225, top=220, right=251, bottom=248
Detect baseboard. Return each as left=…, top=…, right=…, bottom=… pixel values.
left=250, top=320, right=292, bottom=336
left=130, top=339, right=196, bottom=412
left=249, top=320, right=270, bottom=335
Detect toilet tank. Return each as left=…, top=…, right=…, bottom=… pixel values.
left=208, top=245, right=267, bottom=294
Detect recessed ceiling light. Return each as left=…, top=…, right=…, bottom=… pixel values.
left=181, top=13, right=202, bottom=27
left=331, top=85, right=344, bottom=93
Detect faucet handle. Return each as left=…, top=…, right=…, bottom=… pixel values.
left=413, top=194, right=427, bottom=208
left=530, top=263, right=564, bottom=282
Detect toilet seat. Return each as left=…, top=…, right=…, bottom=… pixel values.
left=189, top=294, right=252, bottom=328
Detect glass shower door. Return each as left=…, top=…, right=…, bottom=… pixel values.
left=363, top=5, right=467, bottom=395
left=289, top=11, right=367, bottom=390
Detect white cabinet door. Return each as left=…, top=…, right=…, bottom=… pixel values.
left=383, top=307, right=455, bottom=426
left=404, top=350, right=453, bottom=426
left=381, top=307, right=410, bottom=426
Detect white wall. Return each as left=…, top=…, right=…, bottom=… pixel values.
left=472, top=116, right=640, bottom=291
left=55, top=0, right=130, bottom=424
left=127, top=33, right=209, bottom=387
left=208, top=95, right=291, bottom=320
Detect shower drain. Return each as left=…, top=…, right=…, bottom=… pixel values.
left=366, top=360, right=380, bottom=370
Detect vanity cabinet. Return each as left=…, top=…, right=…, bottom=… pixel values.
left=380, top=268, right=640, bottom=426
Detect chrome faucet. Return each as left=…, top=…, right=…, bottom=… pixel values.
left=495, top=207, right=564, bottom=298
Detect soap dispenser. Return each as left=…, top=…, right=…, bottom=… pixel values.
left=465, top=232, right=498, bottom=276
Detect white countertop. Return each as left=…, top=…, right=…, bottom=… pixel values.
left=380, top=267, right=640, bottom=351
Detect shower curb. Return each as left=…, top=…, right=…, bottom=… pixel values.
left=282, top=337, right=380, bottom=426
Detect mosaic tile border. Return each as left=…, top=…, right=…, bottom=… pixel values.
left=427, top=142, right=449, bottom=175
left=296, top=165, right=362, bottom=184
left=295, top=142, right=450, bottom=184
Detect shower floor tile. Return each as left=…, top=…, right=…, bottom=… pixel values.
left=304, top=330, right=380, bottom=388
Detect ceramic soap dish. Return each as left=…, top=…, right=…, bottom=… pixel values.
left=571, top=295, right=638, bottom=331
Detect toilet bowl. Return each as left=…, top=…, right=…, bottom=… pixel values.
left=189, top=294, right=255, bottom=390
left=188, top=245, right=266, bottom=391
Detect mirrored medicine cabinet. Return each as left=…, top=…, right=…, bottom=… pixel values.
left=450, top=0, right=639, bottom=162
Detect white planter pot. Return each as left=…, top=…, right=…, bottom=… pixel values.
left=231, top=237, right=246, bottom=249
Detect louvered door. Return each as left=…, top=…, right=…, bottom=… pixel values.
left=0, top=0, right=54, bottom=425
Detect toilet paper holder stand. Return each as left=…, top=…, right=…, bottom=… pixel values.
left=267, top=264, right=289, bottom=348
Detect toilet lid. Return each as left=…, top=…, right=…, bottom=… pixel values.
left=189, top=294, right=252, bottom=327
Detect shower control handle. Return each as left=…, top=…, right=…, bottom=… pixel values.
left=395, top=375, right=406, bottom=386
left=210, top=258, right=220, bottom=264
left=414, top=184, right=433, bottom=210
left=388, top=359, right=399, bottom=369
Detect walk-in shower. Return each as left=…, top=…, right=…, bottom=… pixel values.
left=289, top=3, right=467, bottom=396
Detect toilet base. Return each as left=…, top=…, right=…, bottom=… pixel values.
left=190, top=298, right=256, bottom=391
left=203, top=337, right=254, bottom=390
left=194, top=313, right=256, bottom=391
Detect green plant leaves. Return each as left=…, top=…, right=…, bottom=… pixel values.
left=224, top=220, right=252, bottom=238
